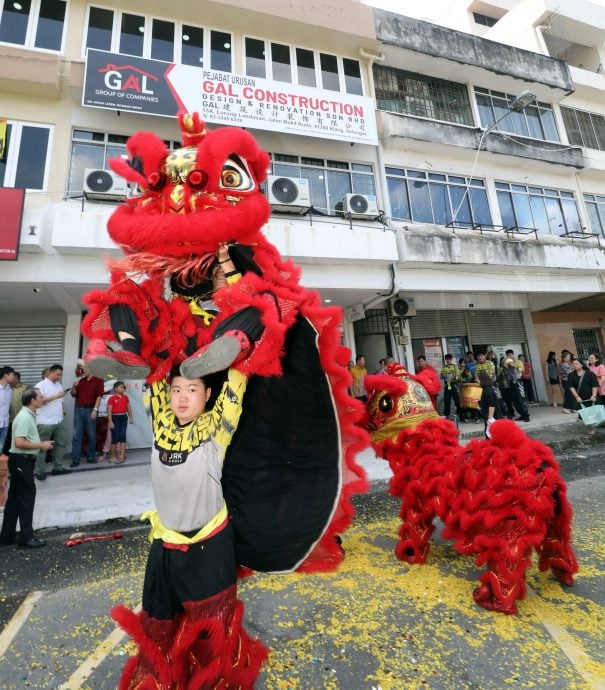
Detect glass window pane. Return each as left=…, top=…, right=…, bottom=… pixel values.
left=469, top=187, right=492, bottom=225
left=352, top=172, right=375, bottom=196
left=303, top=168, right=327, bottom=213
left=320, top=53, right=339, bottom=92
left=151, top=19, right=174, bottom=62
left=245, top=37, right=265, bottom=78
left=540, top=109, right=559, bottom=142
left=271, top=42, right=291, bottom=83
left=387, top=177, right=410, bottom=221
left=429, top=182, right=449, bottom=224
left=544, top=197, right=564, bottom=234
left=211, top=31, right=231, bottom=72
left=86, top=7, right=113, bottom=51
left=449, top=186, right=471, bottom=224
left=327, top=170, right=351, bottom=213
left=576, top=111, right=598, bottom=149
left=181, top=25, right=203, bottom=66
left=592, top=114, right=605, bottom=151
left=343, top=58, right=362, bottom=95
left=272, top=163, right=300, bottom=177
left=511, top=193, right=533, bottom=228
left=409, top=179, right=432, bottom=222
left=509, top=109, right=529, bottom=137
left=0, top=123, right=12, bottom=185
left=0, top=0, right=31, bottom=45
left=497, top=190, right=516, bottom=227
left=561, top=107, right=582, bottom=146
left=68, top=142, right=105, bottom=193
left=529, top=195, right=549, bottom=233
left=119, top=13, right=144, bottom=57
left=15, top=126, right=49, bottom=190
left=585, top=203, right=603, bottom=235
left=352, top=163, right=372, bottom=173
left=106, top=143, right=126, bottom=168
left=34, top=0, right=65, bottom=50
left=525, top=105, right=543, bottom=139
left=296, top=48, right=316, bottom=87
left=561, top=198, right=580, bottom=233
left=492, top=96, right=510, bottom=130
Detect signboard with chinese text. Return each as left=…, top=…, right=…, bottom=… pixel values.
left=346, top=303, right=366, bottom=323
left=83, top=50, right=378, bottom=145
left=423, top=338, right=443, bottom=369
left=0, top=187, right=25, bottom=261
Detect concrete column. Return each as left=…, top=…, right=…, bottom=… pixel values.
left=522, top=308, right=546, bottom=403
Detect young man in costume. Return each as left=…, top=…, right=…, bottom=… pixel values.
left=112, top=367, right=266, bottom=688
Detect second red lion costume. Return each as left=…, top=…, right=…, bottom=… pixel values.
left=82, top=113, right=369, bottom=688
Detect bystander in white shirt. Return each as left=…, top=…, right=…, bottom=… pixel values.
left=35, top=378, right=64, bottom=424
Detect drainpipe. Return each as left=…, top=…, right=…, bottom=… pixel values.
left=357, top=48, right=391, bottom=222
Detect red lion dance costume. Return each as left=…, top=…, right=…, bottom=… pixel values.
left=81, top=113, right=369, bottom=688
left=365, top=363, right=578, bottom=615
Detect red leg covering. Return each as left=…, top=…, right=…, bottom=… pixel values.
left=395, top=512, right=435, bottom=564
left=112, top=587, right=267, bottom=690
left=536, top=485, right=578, bottom=586
left=472, top=554, right=532, bottom=615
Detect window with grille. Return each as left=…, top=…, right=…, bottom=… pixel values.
left=385, top=167, right=492, bottom=226
left=270, top=153, right=375, bottom=215
left=374, top=66, right=474, bottom=126
left=353, top=309, right=390, bottom=336
left=84, top=6, right=232, bottom=70
left=472, top=12, right=498, bottom=27
left=495, top=181, right=580, bottom=235
left=0, top=0, right=66, bottom=52
left=475, top=87, right=559, bottom=142
left=584, top=194, right=605, bottom=237
left=561, top=106, right=605, bottom=151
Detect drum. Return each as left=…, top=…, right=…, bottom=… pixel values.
left=460, top=383, right=482, bottom=410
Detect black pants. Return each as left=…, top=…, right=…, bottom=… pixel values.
left=443, top=387, right=461, bottom=417
left=502, top=384, right=528, bottom=419
left=0, top=452, right=37, bottom=544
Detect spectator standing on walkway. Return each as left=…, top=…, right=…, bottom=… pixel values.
left=545, top=351, right=560, bottom=408
left=559, top=351, right=575, bottom=413
left=465, top=351, right=478, bottom=377
left=34, top=364, right=69, bottom=480
left=107, top=381, right=132, bottom=463
left=9, top=372, right=28, bottom=423
left=440, top=353, right=462, bottom=421
left=587, top=353, right=605, bottom=405
left=0, top=388, right=53, bottom=548
left=498, top=352, right=530, bottom=422
left=0, top=366, right=16, bottom=454
left=518, top=354, right=534, bottom=403
left=568, top=357, right=599, bottom=436
left=350, top=354, right=368, bottom=403
left=70, top=363, right=104, bottom=467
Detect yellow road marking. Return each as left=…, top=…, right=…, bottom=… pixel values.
left=0, top=590, right=45, bottom=658
left=57, top=604, right=141, bottom=690
left=527, top=585, right=604, bottom=690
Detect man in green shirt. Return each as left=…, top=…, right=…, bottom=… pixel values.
left=0, top=388, right=53, bottom=548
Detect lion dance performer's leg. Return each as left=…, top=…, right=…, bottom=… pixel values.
left=82, top=272, right=196, bottom=382
left=395, top=499, right=436, bottom=565
left=112, top=523, right=267, bottom=689
left=536, top=482, right=579, bottom=586
left=470, top=520, right=536, bottom=616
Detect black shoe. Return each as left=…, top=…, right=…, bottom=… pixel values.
left=19, top=537, right=47, bottom=548
left=51, top=467, right=72, bottom=475
left=69, top=461, right=80, bottom=468
left=520, top=417, right=530, bottom=422
left=36, top=472, right=47, bottom=481
left=86, top=458, right=98, bottom=464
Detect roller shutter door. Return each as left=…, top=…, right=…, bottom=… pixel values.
left=0, top=326, right=65, bottom=386
left=466, top=310, right=526, bottom=344
left=409, top=310, right=467, bottom=338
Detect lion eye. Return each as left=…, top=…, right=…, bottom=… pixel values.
left=219, top=155, right=254, bottom=191
left=378, top=395, right=393, bottom=413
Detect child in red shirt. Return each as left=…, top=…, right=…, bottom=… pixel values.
left=107, top=381, right=133, bottom=463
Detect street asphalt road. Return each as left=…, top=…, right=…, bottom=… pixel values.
left=0, top=447, right=603, bottom=690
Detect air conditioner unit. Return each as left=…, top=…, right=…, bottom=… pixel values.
left=266, top=175, right=311, bottom=213
left=83, top=168, right=128, bottom=201
left=342, top=193, right=379, bottom=219
left=390, top=296, right=416, bottom=318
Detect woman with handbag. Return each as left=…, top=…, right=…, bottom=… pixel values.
left=568, top=358, right=600, bottom=436
left=559, top=351, right=575, bottom=413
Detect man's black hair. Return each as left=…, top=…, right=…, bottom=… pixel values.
left=49, top=364, right=63, bottom=373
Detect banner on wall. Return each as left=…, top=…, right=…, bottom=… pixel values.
left=0, top=187, right=25, bottom=261
left=423, top=338, right=443, bottom=370
left=83, top=49, right=378, bottom=145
